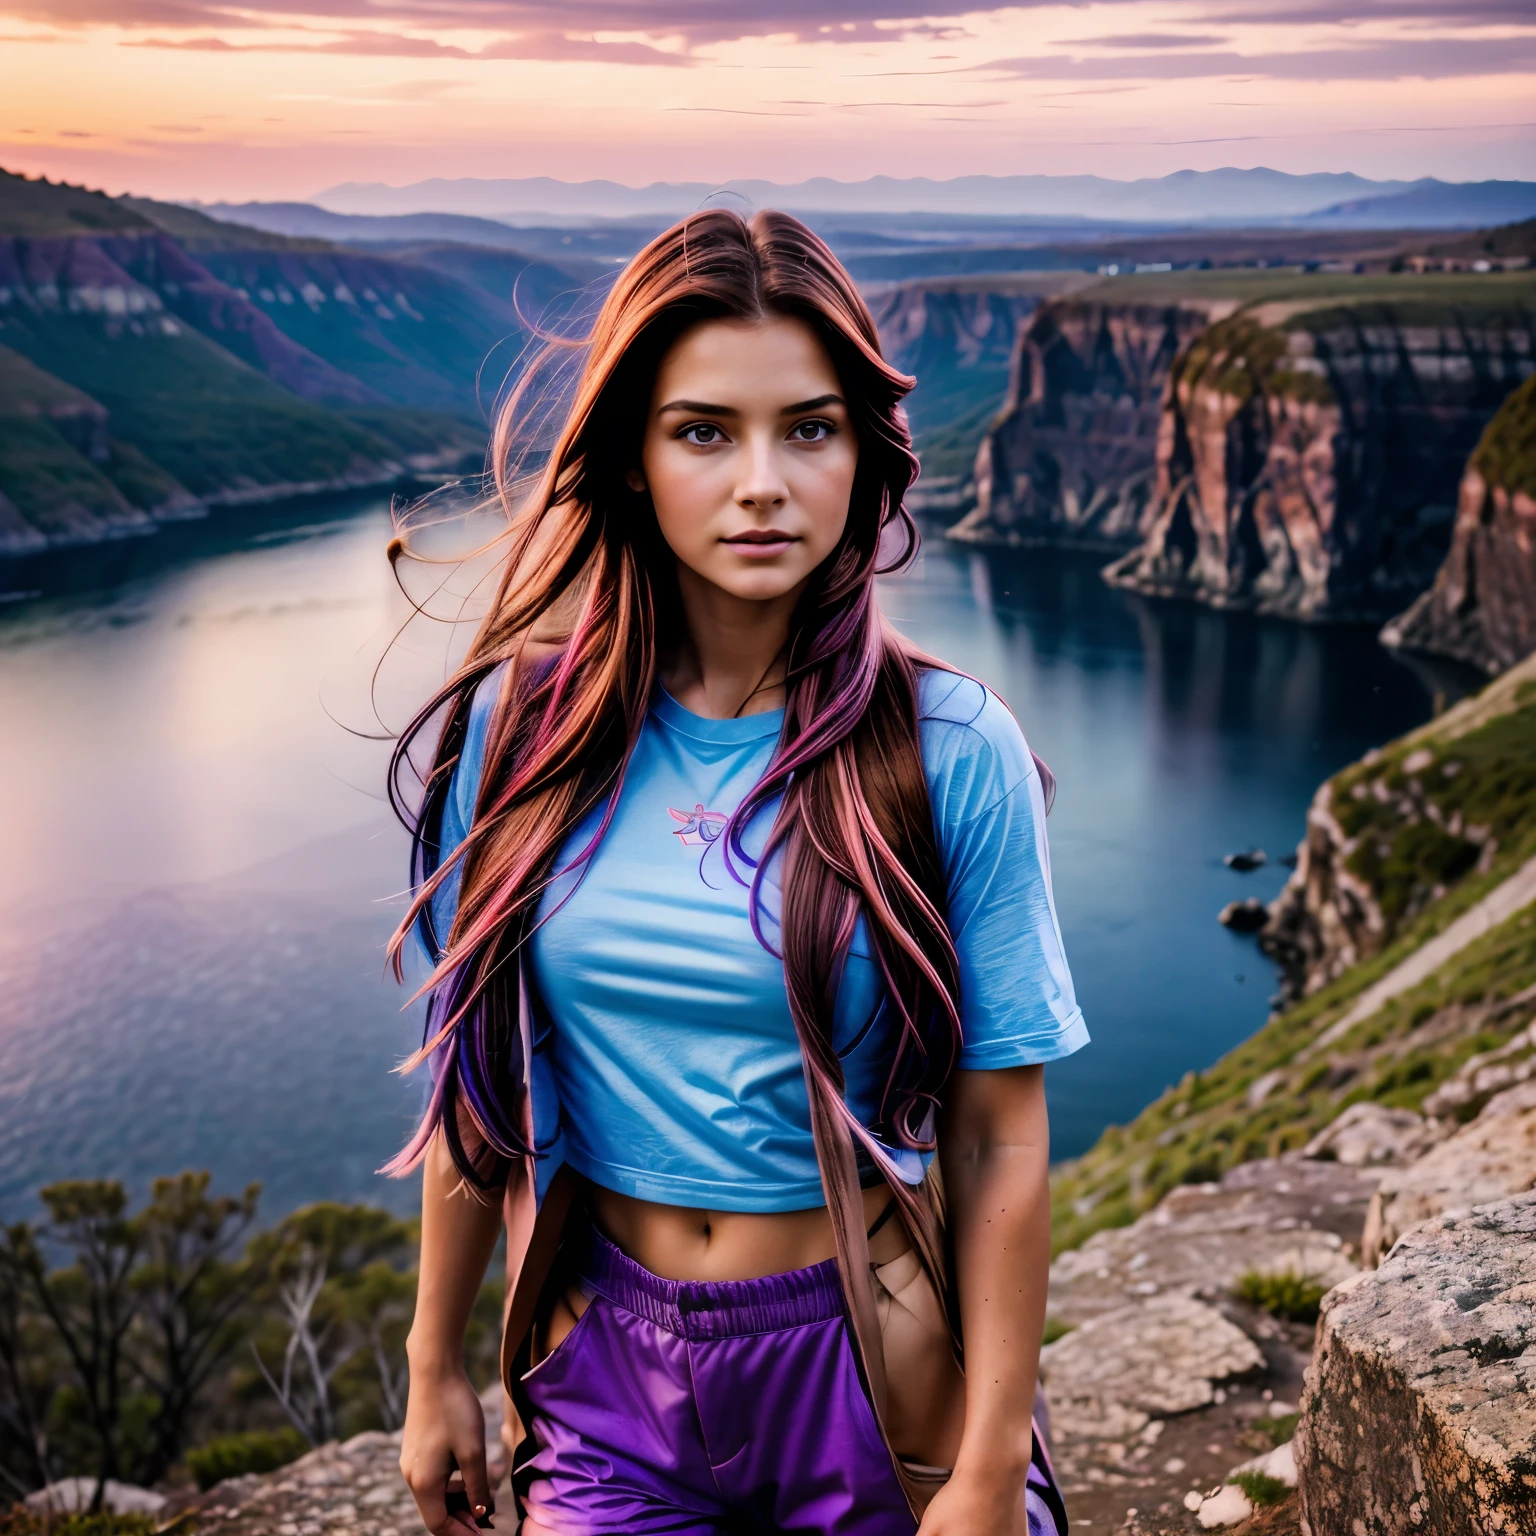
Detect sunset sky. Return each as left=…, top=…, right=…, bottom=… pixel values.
left=1, top=2, right=1533, bottom=204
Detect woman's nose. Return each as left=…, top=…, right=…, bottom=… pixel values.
left=736, top=437, right=789, bottom=512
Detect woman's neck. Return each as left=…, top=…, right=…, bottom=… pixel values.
left=661, top=564, right=801, bottom=720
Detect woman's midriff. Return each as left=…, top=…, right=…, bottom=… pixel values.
left=534, top=1178, right=906, bottom=1363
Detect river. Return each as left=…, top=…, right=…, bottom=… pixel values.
left=0, top=498, right=1450, bottom=1220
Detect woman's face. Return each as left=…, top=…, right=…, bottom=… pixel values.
left=630, top=313, right=858, bottom=605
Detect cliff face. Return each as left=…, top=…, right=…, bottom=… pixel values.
left=0, top=235, right=382, bottom=407
left=1380, top=371, right=1536, bottom=674
left=948, top=300, right=1211, bottom=550
left=1105, top=302, right=1536, bottom=620
left=866, top=280, right=1041, bottom=504
left=1261, top=647, right=1536, bottom=1004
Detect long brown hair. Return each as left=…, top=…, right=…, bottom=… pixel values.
left=384, top=208, right=962, bottom=1271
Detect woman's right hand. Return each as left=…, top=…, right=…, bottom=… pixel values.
left=400, top=1362, right=494, bottom=1534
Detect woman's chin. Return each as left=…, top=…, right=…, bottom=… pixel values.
left=692, top=561, right=814, bottom=605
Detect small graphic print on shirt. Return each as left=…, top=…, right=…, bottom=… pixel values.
left=663, top=804, right=728, bottom=854
left=668, top=804, right=729, bottom=847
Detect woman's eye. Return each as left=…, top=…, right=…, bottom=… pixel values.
left=681, top=423, right=725, bottom=446
left=790, top=420, right=832, bottom=442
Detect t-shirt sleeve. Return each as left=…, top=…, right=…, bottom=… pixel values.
left=920, top=671, right=1088, bottom=1070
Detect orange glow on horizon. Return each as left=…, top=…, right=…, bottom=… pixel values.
left=1, top=4, right=1533, bottom=202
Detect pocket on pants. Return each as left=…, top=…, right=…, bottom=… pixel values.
left=521, top=1287, right=598, bottom=1388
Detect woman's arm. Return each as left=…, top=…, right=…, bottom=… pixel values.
left=922, top=1063, right=1052, bottom=1536
left=400, top=1131, right=506, bottom=1534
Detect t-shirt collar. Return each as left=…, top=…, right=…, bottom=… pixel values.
left=650, top=683, right=786, bottom=744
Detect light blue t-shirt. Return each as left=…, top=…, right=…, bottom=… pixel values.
left=431, top=667, right=1086, bottom=1212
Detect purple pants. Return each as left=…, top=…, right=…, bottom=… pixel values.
left=512, top=1225, right=1067, bottom=1535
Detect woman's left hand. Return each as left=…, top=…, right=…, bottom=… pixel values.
left=915, top=1460, right=1030, bottom=1536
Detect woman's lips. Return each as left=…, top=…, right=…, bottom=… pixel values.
left=722, top=531, right=798, bottom=558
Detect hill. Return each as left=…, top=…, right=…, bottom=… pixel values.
left=1051, top=650, right=1536, bottom=1255
left=0, top=170, right=591, bottom=558
left=1306, top=179, right=1536, bottom=231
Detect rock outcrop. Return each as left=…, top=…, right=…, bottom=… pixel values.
left=1296, top=1192, right=1536, bottom=1534
left=1362, top=1078, right=1536, bottom=1264
left=1105, top=301, right=1536, bottom=620
left=948, top=299, right=1211, bottom=550
left=1260, top=646, right=1536, bottom=1004
left=1382, top=371, right=1536, bottom=675
left=1042, top=1156, right=1372, bottom=1524
left=1049, top=1157, right=1373, bottom=1330
left=1041, top=1293, right=1264, bottom=1444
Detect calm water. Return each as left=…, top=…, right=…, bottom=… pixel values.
left=0, top=500, right=1448, bottom=1220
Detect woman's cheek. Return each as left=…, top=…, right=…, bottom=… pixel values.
left=650, top=452, right=722, bottom=560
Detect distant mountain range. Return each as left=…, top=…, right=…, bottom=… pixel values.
left=309, top=169, right=1536, bottom=230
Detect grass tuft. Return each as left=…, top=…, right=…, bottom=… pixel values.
left=1235, top=1268, right=1330, bottom=1324
left=1233, top=1469, right=1292, bottom=1507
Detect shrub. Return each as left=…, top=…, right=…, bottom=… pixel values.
left=1041, top=1317, right=1072, bottom=1346
left=186, top=1426, right=309, bottom=1490
left=1234, top=1268, right=1329, bottom=1323
left=1233, top=1468, right=1291, bottom=1507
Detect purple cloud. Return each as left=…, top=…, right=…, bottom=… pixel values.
left=977, top=34, right=1536, bottom=82
left=1052, top=32, right=1229, bottom=48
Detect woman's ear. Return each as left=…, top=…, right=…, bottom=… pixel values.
left=625, top=467, right=647, bottom=493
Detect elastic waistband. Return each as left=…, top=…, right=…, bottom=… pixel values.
left=576, top=1223, right=846, bottom=1341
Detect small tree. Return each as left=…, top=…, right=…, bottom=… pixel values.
left=0, top=1228, right=62, bottom=1498
left=8, top=1183, right=142, bottom=1509
left=129, top=1173, right=264, bottom=1484
left=249, top=1204, right=415, bottom=1446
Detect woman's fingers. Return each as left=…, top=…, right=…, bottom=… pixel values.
left=401, top=1452, right=483, bottom=1536
left=457, top=1438, right=494, bottom=1528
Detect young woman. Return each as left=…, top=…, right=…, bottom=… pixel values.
left=386, top=208, right=1086, bottom=1536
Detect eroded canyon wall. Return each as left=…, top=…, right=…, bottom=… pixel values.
left=1381, top=370, right=1536, bottom=674
left=948, top=299, right=1211, bottom=550
left=1104, top=300, right=1536, bottom=620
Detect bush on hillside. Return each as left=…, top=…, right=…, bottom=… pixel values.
left=185, top=1427, right=308, bottom=1490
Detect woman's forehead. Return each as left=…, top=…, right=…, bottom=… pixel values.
left=652, top=314, right=840, bottom=405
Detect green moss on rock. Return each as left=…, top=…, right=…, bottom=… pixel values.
left=1471, top=370, right=1536, bottom=500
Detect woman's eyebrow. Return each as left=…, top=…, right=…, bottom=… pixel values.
left=656, top=399, right=737, bottom=416
left=654, top=393, right=846, bottom=416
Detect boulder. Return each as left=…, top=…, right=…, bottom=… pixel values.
left=1422, top=1016, right=1536, bottom=1125
left=1363, top=1079, right=1536, bottom=1265
left=24, top=1479, right=166, bottom=1516
left=1296, top=1192, right=1536, bottom=1535
left=1040, top=1293, right=1264, bottom=1444
left=1302, top=1102, right=1440, bottom=1168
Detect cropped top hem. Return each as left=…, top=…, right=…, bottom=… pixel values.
left=561, top=1144, right=834, bottom=1214
left=956, top=1008, right=1090, bottom=1069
